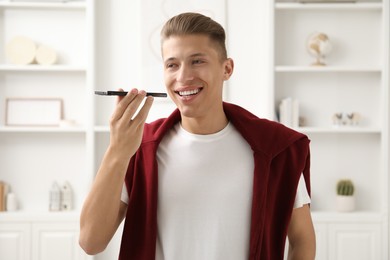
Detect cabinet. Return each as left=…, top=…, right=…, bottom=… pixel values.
left=328, top=222, right=381, bottom=260
left=32, top=222, right=87, bottom=260
left=0, top=213, right=89, bottom=260
left=0, top=222, right=30, bottom=260
left=271, top=1, right=389, bottom=259
left=313, top=213, right=384, bottom=259
left=0, top=0, right=95, bottom=259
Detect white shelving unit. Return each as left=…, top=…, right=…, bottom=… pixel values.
left=0, top=0, right=94, bottom=212
left=271, top=1, right=389, bottom=259
left=0, top=1, right=94, bottom=259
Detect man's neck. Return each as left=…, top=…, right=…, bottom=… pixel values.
left=180, top=113, right=229, bottom=135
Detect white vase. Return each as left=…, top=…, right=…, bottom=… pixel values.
left=336, top=195, right=355, bottom=212
left=6, top=193, right=18, bottom=211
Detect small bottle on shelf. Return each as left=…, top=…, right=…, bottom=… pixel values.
left=6, top=192, right=18, bottom=211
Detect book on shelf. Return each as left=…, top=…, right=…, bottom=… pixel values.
left=0, top=181, right=9, bottom=212
left=279, top=97, right=299, bottom=129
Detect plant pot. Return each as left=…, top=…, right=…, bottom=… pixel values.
left=336, top=195, right=355, bottom=212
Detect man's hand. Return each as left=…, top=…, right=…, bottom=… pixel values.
left=109, top=88, right=154, bottom=159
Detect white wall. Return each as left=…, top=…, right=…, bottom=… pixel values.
left=226, top=0, right=272, bottom=119
left=94, top=0, right=269, bottom=259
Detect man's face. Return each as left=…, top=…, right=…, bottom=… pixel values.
left=162, top=34, right=233, bottom=122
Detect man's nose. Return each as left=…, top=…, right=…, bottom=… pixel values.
left=177, top=65, right=194, bottom=83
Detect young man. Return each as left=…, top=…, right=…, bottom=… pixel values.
left=80, top=12, right=315, bottom=260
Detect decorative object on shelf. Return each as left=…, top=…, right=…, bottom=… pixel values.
left=6, top=192, right=18, bottom=211
left=298, top=116, right=306, bottom=127
left=5, top=36, right=36, bottom=65
left=346, top=112, right=361, bottom=126
left=332, top=112, right=361, bottom=127
left=35, top=45, right=58, bottom=65
left=60, top=181, right=73, bottom=211
left=332, top=112, right=344, bottom=126
left=49, top=181, right=73, bottom=211
left=306, top=32, right=332, bottom=66
left=5, top=36, right=58, bottom=66
left=336, top=179, right=355, bottom=212
left=5, top=98, right=63, bottom=126
left=49, top=181, right=61, bottom=211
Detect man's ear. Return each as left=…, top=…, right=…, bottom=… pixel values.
left=223, top=58, right=234, bottom=80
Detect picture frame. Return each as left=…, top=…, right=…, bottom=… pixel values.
left=298, top=0, right=356, bottom=3
left=5, top=98, right=63, bottom=126
left=10, top=0, right=69, bottom=2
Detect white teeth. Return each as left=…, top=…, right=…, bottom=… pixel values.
left=178, top=89, right=200, bottom=96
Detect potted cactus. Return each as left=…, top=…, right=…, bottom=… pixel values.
left=336, top=179, right=355, bottom=212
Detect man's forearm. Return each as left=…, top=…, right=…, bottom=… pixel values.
left=79, top=147, right=129, bottom=254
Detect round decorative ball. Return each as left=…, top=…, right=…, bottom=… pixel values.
left=5, top=36, right=37, bottom=65
left=36, top=45, right=58, bottom=65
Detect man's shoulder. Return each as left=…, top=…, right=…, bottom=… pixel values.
left=224, top=102, right=308, bottom=156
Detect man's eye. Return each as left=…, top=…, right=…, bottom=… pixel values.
left=166, top=63, right=176, bottom=69
left=192, top=59, right=203, bottom=65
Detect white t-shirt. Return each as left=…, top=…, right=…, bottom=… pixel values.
left=121, top=123, right=310, bottom=259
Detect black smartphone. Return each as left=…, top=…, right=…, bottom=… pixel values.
left=95, top=90, right=167, bottom=98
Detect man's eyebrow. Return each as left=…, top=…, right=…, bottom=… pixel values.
left=190, top=52, right=206, bottom=56
left=189, top=53, right=207, bottom=58
left=164, top=53, right=208, bottom=63
left=164, top=57, right=176, bottom=63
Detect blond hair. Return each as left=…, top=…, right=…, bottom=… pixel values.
left=161, top=12, right=228, bottom=60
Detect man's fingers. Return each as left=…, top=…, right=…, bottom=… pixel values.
left=111, top=89, right=138, bottom=121
left=110, top=88, right=154, bottom=125
left=116, top=88, right=126, bottom=103
left=132, top=96, right=154, bottom=126
left=121, top=91, right=147, bottom=123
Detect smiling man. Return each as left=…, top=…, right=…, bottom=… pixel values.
left=80, top=12, right=315, bottom=260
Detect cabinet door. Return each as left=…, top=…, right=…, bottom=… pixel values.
left=0, top=222, right=31, bottom=260
left=32, top=222, right=88, bottom=260
left=329, top=223, right=381, bottom=260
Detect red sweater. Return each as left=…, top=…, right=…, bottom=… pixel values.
left=119, top=102, right=311, bottom=260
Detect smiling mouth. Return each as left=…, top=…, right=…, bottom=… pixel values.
left=175, top=88, right=203, bottom=97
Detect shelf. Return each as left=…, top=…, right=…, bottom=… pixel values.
left=0, top=1, right=86, bottom=10
left=0, top=64, right=86, bottom=72
left=275, top=66, right=382, bottom=72
left=296, top=126, right=382, bottom=134
left=275, top=2, right=382, bottom=10
left=0, top=126, right=86, bottom=133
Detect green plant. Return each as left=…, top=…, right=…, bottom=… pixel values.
left=336, top=179, right=354, bottom=196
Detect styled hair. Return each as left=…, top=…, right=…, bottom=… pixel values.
left=161, top=12, right=228, bottom=60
